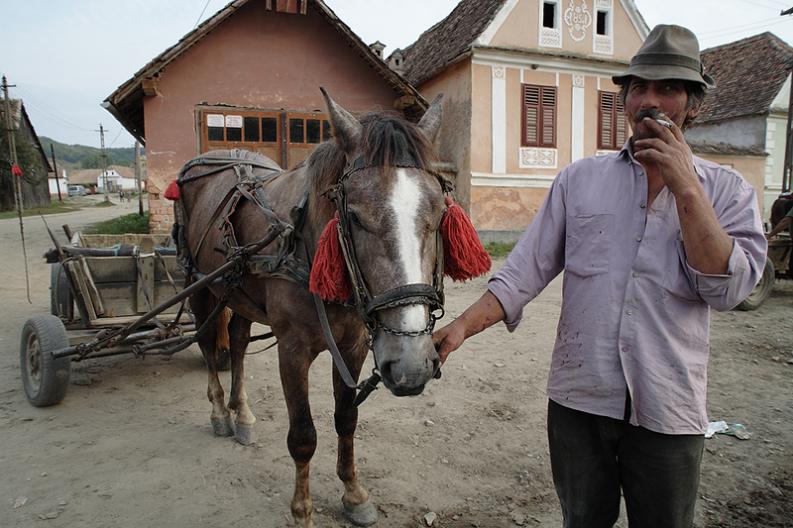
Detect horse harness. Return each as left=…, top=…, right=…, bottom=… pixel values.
left=175, top=151, right=449, bottom=405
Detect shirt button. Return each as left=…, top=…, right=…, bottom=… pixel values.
left=632, top=272, right=639, bottom=278
left=640, top=203, right=646, bottom=209
left=626, top=310, right=632, bottom=316
left=635, top=236, right=642, bottom=242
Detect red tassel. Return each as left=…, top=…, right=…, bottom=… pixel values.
left=11, top=164, right=23, bottom=177
left=441, top=196, right=491, bottom=281
left=164, top=180, right=180, bottom=201
left=309, top=212, right=352, bottom=302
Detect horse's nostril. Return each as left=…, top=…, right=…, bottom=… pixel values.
left=378, top=360, right=393, bottom=384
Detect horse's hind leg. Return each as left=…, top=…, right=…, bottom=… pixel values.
left=227, top=313, right=256, bottom=445
left=279, top=341, right=317, bottom=528
left=334, top=339, right=378, bottom=526
left=191, top=288, right=234, bottom=437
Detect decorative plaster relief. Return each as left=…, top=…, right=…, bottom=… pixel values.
left=540, top=27, right=562, bottom=48
left=564, top=0, right=591, bottom=42
left=572, top=74, right=585, bottom=88
left=492, top=66, right=505, bottom=79
left=519, top=148, right=558, bottom=169
left=595, top=0, right=612, bottom=9
left=594, top=34, right=613, bottom=55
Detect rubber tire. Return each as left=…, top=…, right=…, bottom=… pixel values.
left=50, top=263, right=73, bottom=319
left=735, top=259, right=775, bottom=311
left=20, top=315, right=71, bottom=407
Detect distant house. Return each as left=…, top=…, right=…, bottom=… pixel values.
left=104, top=0, right=426, bottom=233
left=67, top=168, right=102, bottom=193
left=69, top=165, right=143, bottom=193
left=0, top=100, right=52, bottom=211
left=393, top=0, right=649, bottom=238
left=685, top=32, right=793, bottom=219
left=48, top=169, right=68, bottom=197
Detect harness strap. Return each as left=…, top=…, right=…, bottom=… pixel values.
left=312, top=293, right=360, bottom=389
left=365, top=283, right=440, bottom=315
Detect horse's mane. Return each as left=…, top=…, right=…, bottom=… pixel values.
left=305, top=111, right=437, bottom=196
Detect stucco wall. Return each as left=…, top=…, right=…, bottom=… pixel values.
left=694, top=153, right=767, bottom=218
left=418, top=60, right=473, bottom=211
left=143, top=2, right=400, bottom=231
left=685, top=115, right=767, bottom=151
left=488, top=0, right=643, bottom=62
left=764, top=113, right=788, bottom=212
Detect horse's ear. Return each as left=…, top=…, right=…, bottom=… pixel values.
left=320, top=87, right=361, bottom=154
left=418, top=93, right=444, bottom=143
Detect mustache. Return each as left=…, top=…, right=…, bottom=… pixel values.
left=634, top=108, right=666, bottom=121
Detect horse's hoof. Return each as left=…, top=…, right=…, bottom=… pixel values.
left=343, top=499, right=378, bottom=526
left=234, top=423, right=255, bottom=446
left=211, top=416, right=234, bottom=437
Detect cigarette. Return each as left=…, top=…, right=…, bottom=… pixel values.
left=655, top=118, right=673, bottom=129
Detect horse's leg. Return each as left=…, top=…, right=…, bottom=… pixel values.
left=191, top=289, right=234, bottom=437
left=227, top=313, right=256, bottom=445
left=279, top=341, right=317, bottom=528
left=334, top=340, right=378, bottom=526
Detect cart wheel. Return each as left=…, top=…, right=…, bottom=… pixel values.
left=735, top=259, right=775, bottom=311
left=20, top=315, right=71, bottom=407
left=50, top=263, right=73, bottom=319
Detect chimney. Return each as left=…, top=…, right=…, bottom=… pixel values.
left=369, top=40, right=386, bottom=59
left=388, top=49, right=405, bottom=73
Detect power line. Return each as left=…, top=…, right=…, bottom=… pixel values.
left=697, top=15, right=785, bottom=37
left=194, top=0, right=213, bottom=29
left=735, top=0, right=789, bottom=10
left=108, top=127, right=123, bottom=148
left=12, top=86, right=94, bottom=132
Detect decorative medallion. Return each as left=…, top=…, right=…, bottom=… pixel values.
left=564, top=0, right=592, bottom=42
left=519, top=148, right=558, bottom=169
left=492, top=66, right=505, bottom=79
left=572, top=74, right=585, bottom=88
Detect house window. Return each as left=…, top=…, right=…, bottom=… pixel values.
left=204, top=110, right=280, bottom=146
left=543, top=2, right=557, bottom=28
left=598, top=91, right=628, bottom=150
left=596, top=10, right=609, bottom=35
left=287, top=115, right=331, bottom=144
left=522, top=84, right=557, bottom=148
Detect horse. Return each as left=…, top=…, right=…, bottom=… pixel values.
left=175, top=90, right=447, bottom=527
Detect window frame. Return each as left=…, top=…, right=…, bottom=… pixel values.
left=521, top=84, right=558, bottom=149
left=597, top=90, right=629, bottom=151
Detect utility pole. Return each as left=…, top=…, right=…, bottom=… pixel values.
left=135, top=141, right=143, bottom=216
left=2, top=75, right=31, bottom=303
left=96, top=124, right=109, bottom=202
left=50, top=143, right=62, bottom=202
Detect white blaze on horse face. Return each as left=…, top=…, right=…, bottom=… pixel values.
left=390, top=169, right=426, bottom=331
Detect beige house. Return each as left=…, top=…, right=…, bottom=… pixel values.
left=394, top=0, right=649, bottom=238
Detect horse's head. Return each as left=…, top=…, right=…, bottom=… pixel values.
left=318, top=89, right=446, bottom=396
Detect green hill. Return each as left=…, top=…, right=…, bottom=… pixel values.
left=40, top=137, right=137, bottom=169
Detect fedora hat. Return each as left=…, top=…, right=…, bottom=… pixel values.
left=612, top=24, right=716, bottom=89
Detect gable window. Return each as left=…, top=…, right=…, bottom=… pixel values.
left=597, top=91, right=628, bottom=150
left=543, top=2, right=557, bottom=28
left=593, top=0, right=613, bottom=54
left=522, top=84, right=557, bottom=148
left=596, top=11, right=608, bottom=35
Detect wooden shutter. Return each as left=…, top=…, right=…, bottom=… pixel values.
left=598, top=91, right=628, bottom=150
left=522, top=84, right=557, bottom=148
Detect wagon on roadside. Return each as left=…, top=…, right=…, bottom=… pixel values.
left=735, top=233, right=792, bottom=310
left=21, top=232, right=197, bottom=407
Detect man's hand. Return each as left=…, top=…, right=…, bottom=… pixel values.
left=633, top=118, right=700, bottom=197
left=430, top=291, right=506, bottom=365
left=432, top=319, right=467, bottom=365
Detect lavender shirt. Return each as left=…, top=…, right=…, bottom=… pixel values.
left=488, top=145, right=766, bottom=435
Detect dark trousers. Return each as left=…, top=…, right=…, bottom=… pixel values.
left=547, top=400, right=704, bottom=528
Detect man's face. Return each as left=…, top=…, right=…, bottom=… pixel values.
left=624, top=78, right=698, bottom=141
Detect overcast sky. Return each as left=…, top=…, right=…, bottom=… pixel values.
left=1, top=0, right=791, bottom=148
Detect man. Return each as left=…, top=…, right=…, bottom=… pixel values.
left=767, top=192, right=793, bottom=239
left=433, top=25, right=766, bottom=528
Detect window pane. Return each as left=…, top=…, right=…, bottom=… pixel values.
left=244, top=117, right=260, bottom=142
left=306, top=119, right=321, bottom=144
left=289, top=118, right=304, bottom=143
left=543, top=2, right=556, bottom=28
left=226, top=127, right=242, bottom=142
left=597, top=11, right=608, bottom=35
left=262, top=117, right=278, bottom=142
left=322, top=120, right=331, bottom=140
left=208, top=127, right=224, bottom=141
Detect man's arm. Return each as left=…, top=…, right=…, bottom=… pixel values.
left=432, top=291, right=505, bottom=364
left=767, top=215, right=792, bottom=239
left=634, top=118, right=732, bottom=274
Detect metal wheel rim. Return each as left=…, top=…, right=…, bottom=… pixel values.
left=25, top=333, right=42, bottom=393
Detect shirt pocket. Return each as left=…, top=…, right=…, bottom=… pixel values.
left=662, top=235, right=701, bottom=302
left=565, top=213, right=613, bottom=277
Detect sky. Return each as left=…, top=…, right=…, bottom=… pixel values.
left=1, top=0, right=791, bottom=149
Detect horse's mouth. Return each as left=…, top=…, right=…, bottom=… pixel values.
left=385, top=383, right=426, bottom=397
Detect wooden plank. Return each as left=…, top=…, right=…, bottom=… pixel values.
left=92, top=283, right=137, bottom=317
left=89, top=312, right=193, bottom=327
left=136, top=255, right=156, bottom=313
left=84, top=257, right=137, bottom=283
left=80, top=258, right=105, bottom=316
left=67, top=258, right=97, bottom=321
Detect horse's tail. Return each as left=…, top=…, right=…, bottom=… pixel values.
left=216, top=307, right=232, bottom=352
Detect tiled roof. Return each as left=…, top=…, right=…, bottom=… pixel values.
left=696, top=32, right=793, bottom=124
left=68, top=169, right=102, bottom=185
left=394, top=0, right=505, bottom=86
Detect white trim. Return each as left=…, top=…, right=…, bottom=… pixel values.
left=555, top=72, right=560, bottom=86
left=519, top=147, right=558, bottom=169
left=538, top=0, right=562, bottom=49
left=592, top=0, right=614, bottom=56
left=492, top=66, right=507, bottom=174
left=476, top=0, right=521, bottom=46
left=770, top=73, right=791, bottom=112
left=473, top=49, right=631, bottom=77
left=472, top=171, right=555, bottom=189
left=571, top=75, right=585, bottom=162
left=618, top=0, right=650, bottom=39
left=597, top=76, right=602, bottom=90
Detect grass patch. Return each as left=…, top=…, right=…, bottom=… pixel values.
left=485, top=241, right=515, bottom=259
left=0, top=201, right=81, bottom=220
left=86, top=212, right=149, bottom=234
left=92, top=200, right=115, bottom=208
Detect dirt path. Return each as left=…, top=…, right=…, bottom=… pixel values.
left=0, top=204, right=790, bottom=527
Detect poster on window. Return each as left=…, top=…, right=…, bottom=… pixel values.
left=225, top=115, right=243, bottom=128
left=206, top=114, right=224, bottom=127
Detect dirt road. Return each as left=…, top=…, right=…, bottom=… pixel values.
left=0, top=202, right=791, bottom=527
